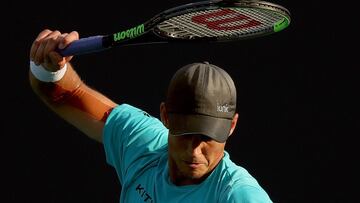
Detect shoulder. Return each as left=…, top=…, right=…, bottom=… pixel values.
left=105, top=104, right=164, bottom=132
left=103, top=104, right=168, bottom=183
left=217, top=152, right=272, bottom=202
left=225, top=185, right=273, bottom=203
left=219, top=152, right=259, bottom=186
left=107, top=103, right=155, bottom=121
left=104, top=103, right=167, bottom=144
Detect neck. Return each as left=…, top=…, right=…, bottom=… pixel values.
left=168, top=160, right=209, bottom=186
left=167, top=154, right=224, bottom=186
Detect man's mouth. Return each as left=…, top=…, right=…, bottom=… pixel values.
left=184, top=160, right=203, bottom=169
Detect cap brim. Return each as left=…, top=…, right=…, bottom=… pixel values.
left=168, top=113, right=232, bottom=143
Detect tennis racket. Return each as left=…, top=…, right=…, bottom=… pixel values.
left=58, top=0, right=291, bottom=56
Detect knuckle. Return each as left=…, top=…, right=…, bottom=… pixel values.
left=52, top=30, right=61, bottom=35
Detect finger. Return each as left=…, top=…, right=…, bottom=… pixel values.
left=58, top=31, right=79, bottom=49
left=49, top=33, right=71, bottom=68
left=30, top=29, right=52, bottom=61
left=45, top=33, right=69, bottom=70
left=58, top=31, right=74, bottom=63
left=45, top=32, right=69, bottom=71
left=33, top=41, right=46, bottom=65
left=58, top=31, right=78, bottom=62
left=34, top=30, right=61, bottom=65
left=48, top=51, right=66, bottom=69
left=42, top=31, right=63, bottom=60
left=43, top=51, right=65, bottom=71
left=55, top=33, right=68, bottom=51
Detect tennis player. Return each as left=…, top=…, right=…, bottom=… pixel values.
left=29, top=29, right=272, bottom=202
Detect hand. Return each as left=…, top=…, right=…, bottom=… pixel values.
left=30, top=29, right=79, bottom=71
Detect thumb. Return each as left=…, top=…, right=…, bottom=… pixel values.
left=48, top=51, right=67, bottom=70
left=58, top=41, right=66, bottom=50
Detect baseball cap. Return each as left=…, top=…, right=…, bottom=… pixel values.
left=165, top=62, right=237, bottom=143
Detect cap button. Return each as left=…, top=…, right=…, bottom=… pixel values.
left=203, top=61, right=210, bottom=65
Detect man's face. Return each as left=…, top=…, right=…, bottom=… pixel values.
left=168, top=133, right=226, bottom=185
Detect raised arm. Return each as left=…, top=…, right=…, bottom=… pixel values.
left=29, top=29, right=117, bottom=142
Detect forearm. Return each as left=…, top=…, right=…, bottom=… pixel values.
left=29, top=62, right=117, bottom=141
left=29, top=62, right=82, bottom=104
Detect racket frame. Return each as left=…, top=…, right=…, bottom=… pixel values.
left=59, top=0, right=291, bottom=56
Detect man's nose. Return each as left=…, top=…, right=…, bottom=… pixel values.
left=186, top=135, right=203, bottom=156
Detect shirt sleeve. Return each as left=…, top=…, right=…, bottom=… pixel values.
left=102, top=104, right=168, bottom=185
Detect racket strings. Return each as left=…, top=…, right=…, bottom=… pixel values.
left=245, top=8, right=283, bottom=25
left=157, top=15, right=211, bottom=38
left=156, top=8, right=286, bottom=39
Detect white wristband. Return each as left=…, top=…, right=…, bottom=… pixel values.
left=30, top=61, right=67, bottom=82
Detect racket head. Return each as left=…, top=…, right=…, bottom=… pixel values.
left=148, top=0, right=291, bottom=42
left=57, top=0, right=291, bottom=56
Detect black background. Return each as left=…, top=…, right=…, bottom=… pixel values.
left=4, top=0, right=359, bottom=202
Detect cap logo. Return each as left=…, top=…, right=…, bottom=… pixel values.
left=217, top=103, right=229, bottom=113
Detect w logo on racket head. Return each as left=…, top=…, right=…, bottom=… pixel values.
left=191, top=9, right=262, bottom=31
left=58, top=1, right=290, bottom=56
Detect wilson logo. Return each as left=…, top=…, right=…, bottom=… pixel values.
left=113, top=24, right=145, bottom=42
left=192, top=9, right=261, bottom=31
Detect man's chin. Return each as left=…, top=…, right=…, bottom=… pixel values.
left=183, top=167, right=207, bottom=179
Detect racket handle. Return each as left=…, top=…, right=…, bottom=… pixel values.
left=58, top=35, right=108, bottom=56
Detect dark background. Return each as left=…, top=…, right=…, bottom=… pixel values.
left=4, top=0, right=358, bottom=202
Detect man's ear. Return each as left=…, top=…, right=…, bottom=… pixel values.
left=160, top=102, right=169, bottom=128
left=229, top=113, right=239, bottom=136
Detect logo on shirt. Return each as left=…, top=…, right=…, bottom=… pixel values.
left=136, top=184, right=153, bottom=202
left=139, top=110, right=151, bottom=117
